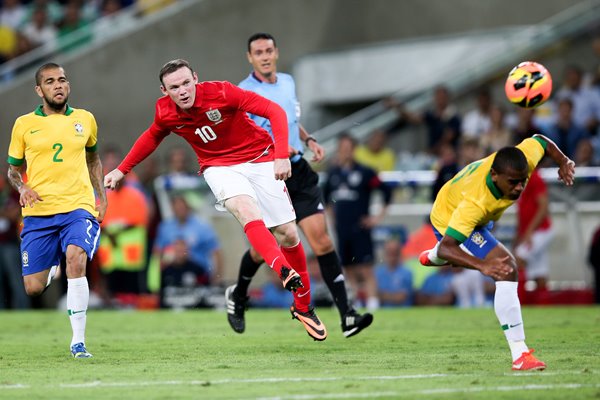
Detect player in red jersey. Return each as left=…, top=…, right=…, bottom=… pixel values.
left=103, top=59, right=326, bottom=340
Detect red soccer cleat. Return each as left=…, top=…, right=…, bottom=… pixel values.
left=419, top=250, right=450, bottom=267
left=512, top=349, right=546, bottom=371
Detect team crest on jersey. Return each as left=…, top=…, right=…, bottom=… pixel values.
left=471, top=232, right=485, bottom=246
left=74, top=122, right=84, bottom=136
left=206, top=109, right=222, bottom=123
left=348, top=171, right=363, bottom=187
left=22, top=251, right=29, bottom=266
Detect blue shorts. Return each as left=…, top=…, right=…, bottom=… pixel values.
left=20, top=209, right=101, bottom=276
left=433, top=222, right=498, bottom=260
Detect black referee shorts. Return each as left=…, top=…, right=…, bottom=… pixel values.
left=286, top=157, right=325, bottom=223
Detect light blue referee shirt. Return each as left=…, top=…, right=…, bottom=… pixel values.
left=239, top=72, right=303, bottom=162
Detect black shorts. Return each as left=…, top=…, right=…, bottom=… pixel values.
left=336, top=226, right=374, bottom=267
left=286, top=157, right=324, bottom=223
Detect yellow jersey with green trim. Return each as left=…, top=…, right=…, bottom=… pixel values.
left=430, top=137, right=547, bottom=243
left=7, top=105, right=99, bottom=217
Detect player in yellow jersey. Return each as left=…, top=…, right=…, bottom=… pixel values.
left=420, top=134, right=575, bottom=371
left=6, top=63, right=107, bottom=359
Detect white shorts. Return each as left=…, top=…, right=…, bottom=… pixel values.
left=203, top=161, right=296, bottom=228
left=515, top=228, right=554, bottom=279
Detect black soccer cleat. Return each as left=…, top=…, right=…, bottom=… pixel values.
left=225, top=284, right=248, bottom=334
left=279, top=266, right=303, bottom=292
left=341, top=309, right=374, bottom=338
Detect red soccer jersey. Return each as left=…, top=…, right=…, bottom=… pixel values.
left=118, top=81, right=288, bottom=174
left=516, top=169, right=551, bottom=235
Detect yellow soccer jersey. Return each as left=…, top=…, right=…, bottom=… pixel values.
left=7, top=105, right=99, bottom=217
left=430, top=136, right=547, bottom=243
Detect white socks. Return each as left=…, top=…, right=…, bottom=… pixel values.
left=494, top=281, right=529, bottom=360
left=427, top=243, right=448, bottom=265
left=67, top=277, right=89, bottom=347
left=46, top=265, right=59, bottom=287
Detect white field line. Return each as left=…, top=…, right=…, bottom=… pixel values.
left=254, top=384, right=600, bottom=400
left=0, top=371, right=596, bottom=391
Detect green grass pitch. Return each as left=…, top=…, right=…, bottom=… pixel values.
left=0, top=306, right=598, bottom=399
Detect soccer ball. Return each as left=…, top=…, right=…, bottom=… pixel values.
left=504, top=61, right=552, bottom=108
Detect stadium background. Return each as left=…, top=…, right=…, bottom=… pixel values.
left=0, top=0, right=598, bottom=297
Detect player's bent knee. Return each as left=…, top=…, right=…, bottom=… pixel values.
left=24, top=279, right=45, bottom=297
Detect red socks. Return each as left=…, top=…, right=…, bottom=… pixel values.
left=244, top=220, right=311, bottom=312
left=244, top=220, right=286, bottom=275
left=281, top=241, right=311, bottom=312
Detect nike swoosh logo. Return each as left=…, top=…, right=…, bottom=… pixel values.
left=69, top=309, right=86, bottom=315
left=509, top=322, right=523, bottom=328
left=175, top=125, right=185, bottom=129
left=513, top=362, right=523, bottom=369
left=297, top=289, right=311, bottom=298
left=30, top=129, right=42, bottom=134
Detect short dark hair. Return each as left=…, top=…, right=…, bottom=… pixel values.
left=35, top=62, right=62, bottom=85
left=159, top=59, right=194, bottom=85
left=247, top=32, right=276, bottom=52
left=492, top=147, right=528, bottom=174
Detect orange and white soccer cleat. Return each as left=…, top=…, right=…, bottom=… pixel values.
left=290, top=305, right=327, bottom=341
left=512, top=349, right=546, bottom=371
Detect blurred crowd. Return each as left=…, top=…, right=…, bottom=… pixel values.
left=383, top=60, right=600, bottom=174
left=1, top=24, right=600, bottom=310
left=0, top=0, right=175, bottom=78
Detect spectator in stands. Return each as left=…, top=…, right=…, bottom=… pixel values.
left=56, top=0, right=92, bottom=52
left=541, top=98, right=590, bottom=162
left=323, top=133, right=392, bottom=311
left=354, top=129, right=396, bottom=172
left=0, top=166, right=29, bottom=309
left=415, top=265, right=455, bottom=306
left=511, top=108, right=542, bottom=145
left=513, top=168, right=553, bottom=292
left=23, top=0, right=64, bottom=26
left=574, top=137, right=600, bottom=166
left=555, top=65, right=600, bottom=136
left=154, top=195, right=223, bottom=286
left=431, top=138, right=483, bottom=203
left=0, top=24, right=19, bottom=63
left=20, top=6, right=57, bottom=51
left=97, top=147, right=150, bottom=302
left=0, top=0, right=26, bottom=30
left=388, top=85, right=462, bottom=156
left=94, top=0, right=133, bottom=40
left=375, top=238, right=413, bottom=307
left=430, top=143, right=459, bottom=202
left=450, top=268, right=485, bottom=308
left=589, top=224, right=600, bottom=304
left=458, top=137, right=484, bottom=167
left=479, top=105, right=513, bottom=155
left=462, top=87, right=492, bottom=140
left=160, top=239, right=211, bottom=309
left=137, top=0, right=174, bottom=16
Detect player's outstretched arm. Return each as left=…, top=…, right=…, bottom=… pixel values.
left=104, top=168, right=125, bottom=190
left=533, top=134, right=575, bottom=186
left=86, top=151, right=107, bottom=222
left=7, top=165, right=42, bottom=208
